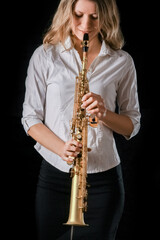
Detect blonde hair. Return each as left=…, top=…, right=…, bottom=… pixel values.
left=43, top=0, right=124, bottom=50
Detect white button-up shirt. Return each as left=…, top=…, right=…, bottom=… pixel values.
left=21, top=37, right=141, bottom=173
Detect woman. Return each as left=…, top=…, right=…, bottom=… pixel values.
left=21, top=0, right=141, bottom=239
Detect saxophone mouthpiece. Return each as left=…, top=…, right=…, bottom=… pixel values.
left=82, top=33, right=89, bottom=52
left=83, top=33, right=89, bottom=41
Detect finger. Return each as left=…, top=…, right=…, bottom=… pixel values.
left=87, top=108, right=100, bottom=115
left=82, top=92, right=92, bottom=101
left=69, top=139, right=82, bottom=148
left=86, top=100, right=98, bottom=111
left=63, top=156, right=68, bottom=162
left=82, top=92, right=100, bottom=102
left=63, top=156, right=74, bottom=165
left=68, top=146, right=82, bottom=154
left=88, top=107, right=107, bottom=119
left=81, top=96, right=95, bottom=109
left=67, top=144, right=76, bottom=152
left=66, top=150, right=78, bottom=157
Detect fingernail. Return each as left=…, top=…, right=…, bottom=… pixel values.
left=82, top=96, right=85, bottom=101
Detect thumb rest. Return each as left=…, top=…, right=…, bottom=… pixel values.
left=64, top=33, right=98, bottom=227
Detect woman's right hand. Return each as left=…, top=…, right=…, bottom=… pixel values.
left=60, top=139, right=82, bottom=164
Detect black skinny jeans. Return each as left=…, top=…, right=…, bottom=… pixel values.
left=35, top=159, right=125, bottom=240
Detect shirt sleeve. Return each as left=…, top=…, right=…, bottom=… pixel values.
left=117, top=53, right=141, bottom=140
left=21, top=45, right=47, bottom=135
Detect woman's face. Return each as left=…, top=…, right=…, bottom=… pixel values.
left=71, top=0, right=99, bottom=42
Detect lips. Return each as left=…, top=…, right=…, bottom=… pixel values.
left=79, top=29, right=92, bottom=34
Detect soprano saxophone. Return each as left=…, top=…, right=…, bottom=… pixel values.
left=64, top=33, right=98, bottom=227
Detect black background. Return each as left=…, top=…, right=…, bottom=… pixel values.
left=5, top=1, right=158, bottom=239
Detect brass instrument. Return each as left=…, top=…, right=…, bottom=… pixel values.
left=64, top=33, right=98, bottom=227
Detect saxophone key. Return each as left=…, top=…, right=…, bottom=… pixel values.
left=69, top=167, right=75, bottom=177
left=76, top=133, right=82, bottom=140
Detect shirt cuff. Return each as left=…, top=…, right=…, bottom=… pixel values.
left=123, top=118, right=141, bottom=140
left=21, top=118, right=43, bottom=135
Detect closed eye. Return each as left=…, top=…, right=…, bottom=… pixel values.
left=75, top=13, right=83, bottom=18
left=91, top=15, right=98, bottom=20
left=74, top=12, right=98, bottom=20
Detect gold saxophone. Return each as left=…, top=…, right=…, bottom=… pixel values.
left=64, top=33, right=98, bottom=227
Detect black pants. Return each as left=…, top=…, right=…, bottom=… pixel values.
left=35, top=160, right=125, bottom=240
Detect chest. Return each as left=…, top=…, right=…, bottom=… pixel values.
left=81, top=53, right=98, bottom=70
left=46, top=52, right=120, bottom=114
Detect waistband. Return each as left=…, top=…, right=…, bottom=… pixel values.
left=37, top=159, right=123, bottom=194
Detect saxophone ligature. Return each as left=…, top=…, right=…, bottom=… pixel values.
left=64, top=33, right=98, bottom=227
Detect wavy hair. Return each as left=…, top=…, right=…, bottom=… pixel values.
left=43, top=0, right=124, bottom=50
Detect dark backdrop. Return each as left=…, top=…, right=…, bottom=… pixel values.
left=5, top=1, right=158, bottom=239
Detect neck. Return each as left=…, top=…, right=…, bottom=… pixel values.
left=73, top=35, right=102, bottom=58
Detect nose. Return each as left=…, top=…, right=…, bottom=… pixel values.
left=81, top=15, right=91, bottom=31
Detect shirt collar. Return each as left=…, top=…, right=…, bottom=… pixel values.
left=58, top=37, right=72, bottom=53
left=59, top=36, right=113, bottom=56
left=98, top=40, right=112, bottom=57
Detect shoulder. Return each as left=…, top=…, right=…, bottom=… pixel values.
left=28, top=43, right=63, bottom=71
left=109, top=48, right=136, bottom=75
left=30, top=37, right=72, bottom=63
left=31, top=44, right=56, bottom=61
left=103, top=41, right=135, bottom=67
left=113, top=48, right=135, bottom=66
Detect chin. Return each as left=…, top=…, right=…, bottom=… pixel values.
left=76, top=32, right=84, bottom=41
left=73, top=30, right=98, bottom=42
left=74, top=30, right=89, bottom=40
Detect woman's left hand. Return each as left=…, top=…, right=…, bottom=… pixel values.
left=81, top=92, right=107, bottom=120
